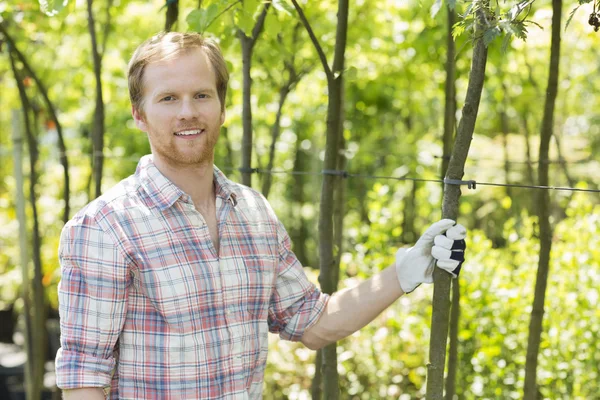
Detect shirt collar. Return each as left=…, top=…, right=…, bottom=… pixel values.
left=136, top=155, right=239, bottom=211
left=213, top=165, right=239, bottom=207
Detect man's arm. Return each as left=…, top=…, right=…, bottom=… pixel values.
left=55, top=214, right=130, bottom=393
left=300, top=219, right=467, bottom=350
left=300, top=263, right=402, bottom=350
left=62, top=388, right=106, bottom=400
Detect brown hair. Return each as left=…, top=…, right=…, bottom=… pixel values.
left=128, top=32, right=229, bottom=113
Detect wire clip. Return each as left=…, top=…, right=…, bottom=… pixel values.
left=321, top=169, right=349, bottom=178
left=444, top=178, right=477, bottom=190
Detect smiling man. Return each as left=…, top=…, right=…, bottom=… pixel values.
left=55, top=32, right=467, bottom=400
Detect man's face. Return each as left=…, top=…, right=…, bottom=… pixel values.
left=132, top=48, right=225, bottom=168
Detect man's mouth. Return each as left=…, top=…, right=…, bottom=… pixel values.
left=174, top=129, right=204, bottom=136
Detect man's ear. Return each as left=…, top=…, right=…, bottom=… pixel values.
left=132, top=106, right=148, bottom=132
left=220, top=109, right=226, bottom=126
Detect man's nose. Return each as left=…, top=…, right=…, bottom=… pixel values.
left=177, top=98, right=196, bottom=120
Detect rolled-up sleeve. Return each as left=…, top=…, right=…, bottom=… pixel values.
left=55, top=213, right=130, bottom=390
left=268, top=221, right=329, bottom=341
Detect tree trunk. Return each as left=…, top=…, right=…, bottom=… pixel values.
left=11, top=52, right=47, bottom=400
left=319, top=73, right=343, bottom=400
left=0, top=23, right=71, bottom=223
left=520, top=113, right=536, bottom=186
left=239, top=35, right=254, bottom=187
left=238, top=4, right=270, bottom=187
left=441, top=5, right=456, bottom=182
left=552, top=131, right=574, bottom=188
left=401, top=181, right=417, bottom=244
left=262, top=84, right=290, bottom=197
left=87, top=0, right=106, bottom=199
left=333, top=133, right=346, bottom=288
left=442, top=6, right=458, bottom=400
left=427, top=7, right=488, bottom=399
left=11, top=108, right=37, bottom=400
left=311, top=349, right=323, bottom=400
left=165, top=0, right=179, bottom=31
left=291, top=0, right=348, bottom=396
left=523, top=0, right=561, bottom=397
left=221, top=125, right=235, bottom=172
left=500, top=84, right=512, bottom=198
left=289, top=138, right=310, bottom=266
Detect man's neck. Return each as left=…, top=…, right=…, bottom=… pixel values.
left=153, top=156, right=216, bottom=207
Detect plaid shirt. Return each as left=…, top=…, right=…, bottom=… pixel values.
left=55, top=155, right=328, bottom=399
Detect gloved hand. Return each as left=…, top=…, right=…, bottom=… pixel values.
left=395, top=219, right=467, bottom=294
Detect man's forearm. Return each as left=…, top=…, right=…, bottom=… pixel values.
left=301, top=263, right=404, bottom=350
left=63, top=388, right=106, bottom=400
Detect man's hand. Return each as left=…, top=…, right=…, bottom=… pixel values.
left=395, top=219, right=467, bottom=293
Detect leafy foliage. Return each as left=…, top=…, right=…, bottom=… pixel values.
left=1, top=0, right=599, bottom=397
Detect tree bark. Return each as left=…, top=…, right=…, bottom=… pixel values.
left=427, top=7, right=488, bottom=399
left=441, top=6, right=456, bottom=182
left=291, top=0, right=348, bottom=397
left=552, top=131, right=574, bottom=188
left=442, top=6, right=458, bottom=400
left=288, top=136, right=311, bottom=267
left=11, top=108, right=36, bottom=400
left=311, top=349, right=323, bottom=400
left=10, top=51, right=47, bottom=400
left=500, top=83, right=512, bottom=197
left=333, top=132, right=346, bottom=288
left=165, top=0, right=179, bottom=31
left=520, top=113, right=536, bottom=186
left=523, top=0, right=561, bottom=398
left=401, top=181, right=417, bottom=244
left=0, top=23, right=71, bottom=223
left=239, top=3, right=270, bottom=187
left=262, top=84, right=290, bottom=197
left=87, top=0, right=106, bottom=199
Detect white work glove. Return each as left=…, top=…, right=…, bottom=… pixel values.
left=395, top=219, right=467, bottom=294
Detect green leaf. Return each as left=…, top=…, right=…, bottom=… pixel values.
left=236, top=7, right=255, bottom=35
left=501, top=33, right=512, bottom=53
left=272, top=0, right=294, bottom=15
left=452, top=20, right=468, bottom=39
left=483, top=26, right=501, bottom=46
left=565, top=4, right=582, bottom=31
left=430, top=0, right=442, bottom=19
left=243, top=0, right=260, bottom=16
left=186, top=4, right=220, bottom=33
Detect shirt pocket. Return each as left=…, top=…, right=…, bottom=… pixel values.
left=137, top=266, right=188, bottom=331
left=243, top=256, right=275, bottom=319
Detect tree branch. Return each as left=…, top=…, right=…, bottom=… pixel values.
left=290, top=0, right=332, bottom=79
left=99, top=0, right=114, bottom=59
left=251, top=1, right=271, bottom=44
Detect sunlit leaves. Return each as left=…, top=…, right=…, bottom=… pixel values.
left=272, top=0, right=294, bottom=15
left=430, top=0, right=442, bottom=19
left=452, top=0, right=541, bottom=47
left=38, top=0, right=68, bottom=16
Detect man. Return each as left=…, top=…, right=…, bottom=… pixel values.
left=55, top=32, right=466, bottom=399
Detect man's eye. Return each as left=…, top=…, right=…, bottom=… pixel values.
left=161, top=96, right=175, bottom=101
left=196, top=93, right=208, bottom=99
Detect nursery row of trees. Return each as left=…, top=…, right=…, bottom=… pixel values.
left=1, top=0, right=599, bottom=398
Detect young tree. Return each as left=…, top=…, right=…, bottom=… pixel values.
left=10, top=51, right=46, bottom=400
left=524, top=0, right=562, bottom=397
left=427, top=4, right=489, bottom=397
left=291, top=1, right=349, bottom=398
